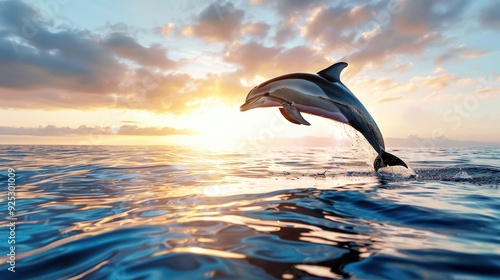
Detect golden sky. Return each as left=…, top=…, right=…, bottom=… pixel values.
left=0, top=0, right=499, bottom=147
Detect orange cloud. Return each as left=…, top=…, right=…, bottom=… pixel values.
left=410, top=73, right=456, bottom=89
left=0, top=0, right=494, bottom=123
left=223, top=41, right=329, bottom=79
left=160, top=23, right=176, bottom=37
left=0, top=125, right=194, bottom=136
left=240, top=22, right=270, bottom=39
left=376, top=96, right=403, bottom=103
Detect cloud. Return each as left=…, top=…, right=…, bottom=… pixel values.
left=0, top=34, right=125, bottom=93
left=224, top=41, right=281, bottom=75
left=274, top=20, right=297, bottom=46
left=106, top=70, right=194, bottom=112
left=0, top=0, right=183, bottom=111
left=187, top=2, right=245, bottom=42
left=424, top=91, right=439, bottom=100
left=249, top=0, right=263, bottom=5
left=274, top=0, right=326, bottom=18
left=271, top=0, right=326, bottom=45
left=0, top=1, right=127, bottom=93
left=223, top=41, right=329, bottom=79
left=387, top=62, right=414, bottom=73
left=435, top=44, right=490, bottom=64
left=302, top=2, right=376, bottom=49
left=182, top=2, right=272, bottom=43
left=349, top=76, right=416, bottom=96
left=410, top=72, right=456, bottom=89
left=479, top=1, right=500, bottom=31
left=170, top=71, right=248, bottom=111
left=294, top=0, right=470, bottom=72
left=376, top=96, right=403, bottom=103
left=348, top=69, right=477, bottom=102
left=0, top=0, right=494, bottom=120
left=392, top=0, right=467, bottom=35
left=240, top=22, right=270, bottom=39
left=114, top=125, right=194, bottom=136
left=103, top=33, right=178, bottom=68
left=104, top=69, right=248, bottom=113
left=386, top=135, right=500, bottom=148
left=0, top=125, right=194, bottom=136
left=159, top=23, right=176, bottom=38
left=0, top=88, right=115, bottom=110
left=0, top=1, right=277, bottom=113
left=353, top=69, right=475, bottom=101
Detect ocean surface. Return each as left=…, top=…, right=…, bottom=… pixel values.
left=0, top=145, right=499, bottom=279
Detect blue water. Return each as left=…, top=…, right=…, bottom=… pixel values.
left=0, top=145, right=499, bottom=279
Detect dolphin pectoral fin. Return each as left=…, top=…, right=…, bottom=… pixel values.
left=281, top=103, right=311, bottom=126
left=279, top=108, right=302, bottom=125
left=374, top=150, right=408, bottom=171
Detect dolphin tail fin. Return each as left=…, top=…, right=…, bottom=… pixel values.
left=374, top=150, right=408, bottom=171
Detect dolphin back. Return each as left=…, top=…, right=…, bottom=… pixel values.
left=374, top=150, right=408, bottom=171
left=316, top=63, right=387, bottom=155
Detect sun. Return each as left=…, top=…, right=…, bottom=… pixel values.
left=187, top=103, right=247, bottom=150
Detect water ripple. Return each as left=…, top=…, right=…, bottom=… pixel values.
left=0, top=146, right=499, bottom=279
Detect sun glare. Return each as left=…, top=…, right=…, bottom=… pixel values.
left=188, top=104, right=247, bottom=150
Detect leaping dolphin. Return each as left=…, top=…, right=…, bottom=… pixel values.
left=240, top=62, right=408, bottom=171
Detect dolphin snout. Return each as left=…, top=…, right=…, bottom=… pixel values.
left=240, top=97, right=258, bottom=111
left=240, top=88, right=262, bottom=111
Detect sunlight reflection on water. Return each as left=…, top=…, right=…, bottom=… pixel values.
left=0, top=146, right=499, bottom=279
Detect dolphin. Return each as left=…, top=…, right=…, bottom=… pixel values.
left=240, top=62, right=408, bottom=171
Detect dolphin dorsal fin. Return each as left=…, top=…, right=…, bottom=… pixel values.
left=317, top=62, right=348, bottom=83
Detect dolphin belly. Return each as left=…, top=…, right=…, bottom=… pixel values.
left=294, top=103, right=349, bottom=124
left=271, top=86, right=350, bottom=124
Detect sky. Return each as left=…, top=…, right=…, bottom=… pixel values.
left=0, top=0, right=498, bottom=147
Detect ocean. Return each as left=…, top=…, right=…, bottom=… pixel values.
left=0, top=145, right=499, bottom=279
